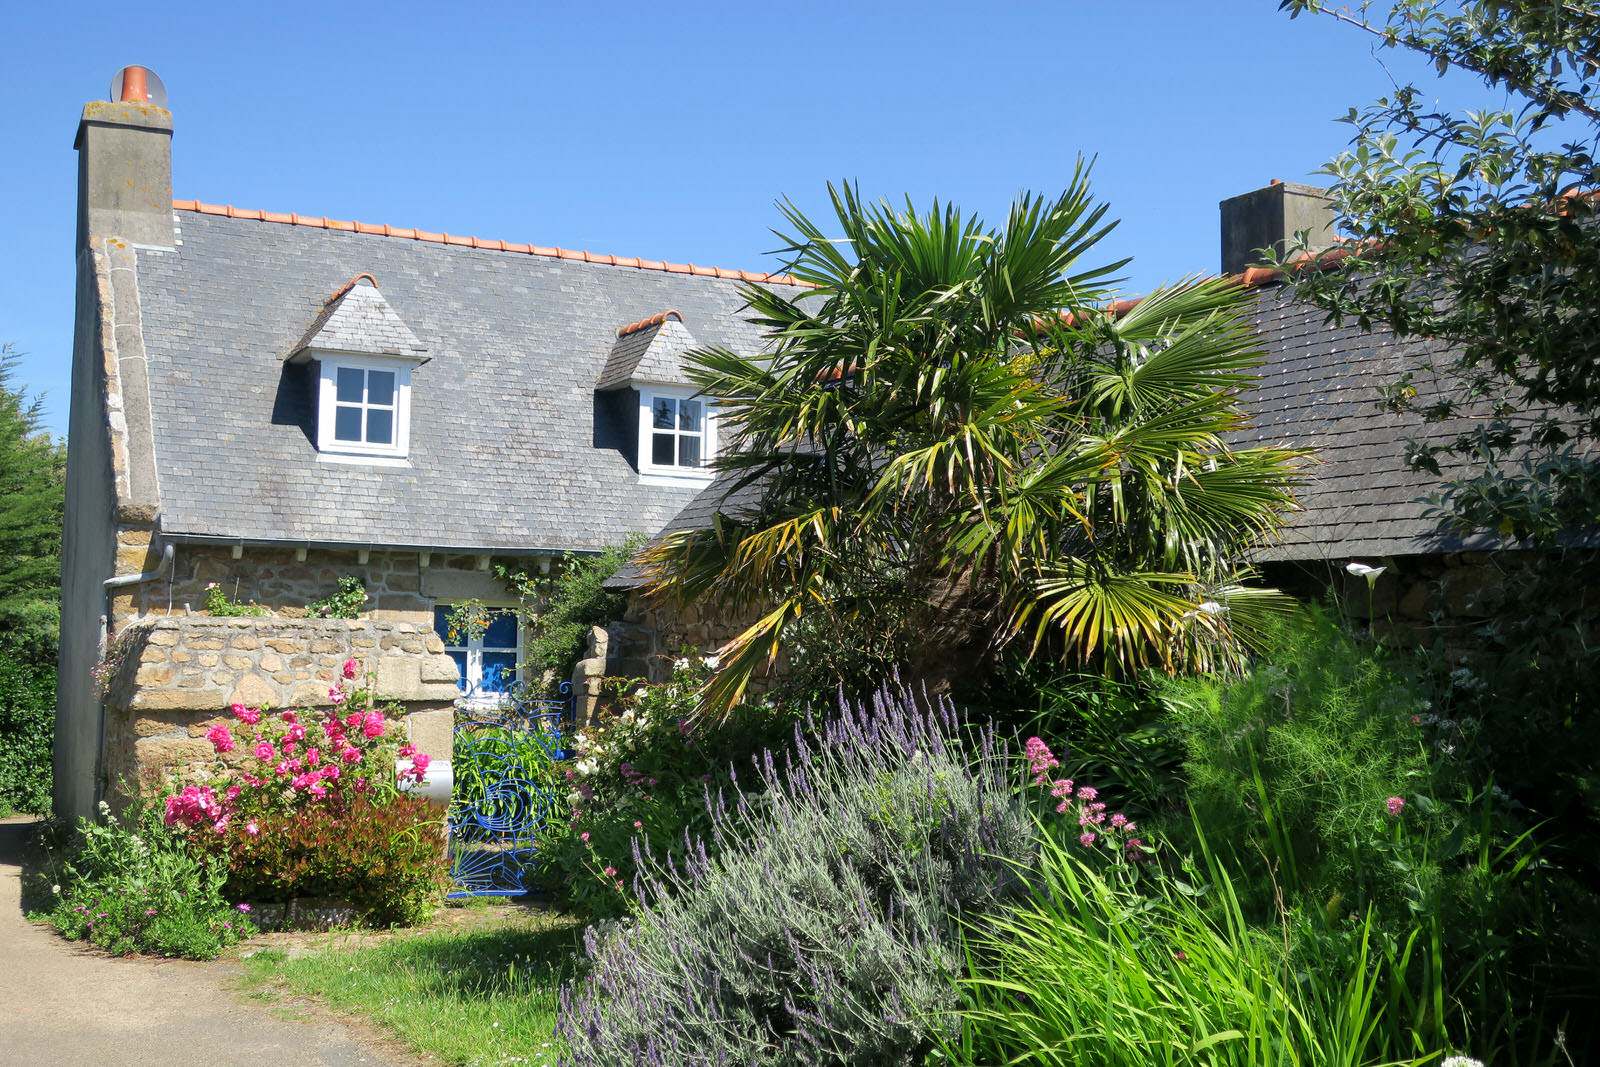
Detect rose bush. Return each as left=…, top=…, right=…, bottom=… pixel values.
left=164, top=658, right=447, bottom=925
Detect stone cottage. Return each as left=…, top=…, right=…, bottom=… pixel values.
left=56, top=68, right=801, bottom=819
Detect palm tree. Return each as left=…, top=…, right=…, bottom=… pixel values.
left=642, top=171, right=1306, bottom=712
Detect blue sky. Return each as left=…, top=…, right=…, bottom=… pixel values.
left=3, top=1, right=1487, bottom=439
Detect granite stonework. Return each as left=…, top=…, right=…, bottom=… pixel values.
left=99, top=616, right=460, bottom=801
left=106, top=541, right=521, bottom=633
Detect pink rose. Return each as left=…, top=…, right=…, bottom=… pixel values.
left=340, top=746, right=361, bottom=764
left=254, top=741, right=274, bottom=761
left=342, top=658, right=359, bottom=679
left=205, top=724, right=235, bottom=754
left=304, top=746, right=321, bottom=766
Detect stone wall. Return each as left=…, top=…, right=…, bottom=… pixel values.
left=1262, top=548, right=1600, bottom=652
left=106, top=538, right=525, bottom=633
left=100, top=616, right=460, bottom=800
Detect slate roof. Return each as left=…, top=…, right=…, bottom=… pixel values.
left=610, top=277, right=1509, bottom=588
left=596, top=314, right=699, bottom=390
left=133, top=208, right=793, bottom=553
left=289, top=278, right=426, bottom=362
left=1237, top=280, right=1493, bottom=562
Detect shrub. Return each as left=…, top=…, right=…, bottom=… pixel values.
left=1159, top=606, right=1439, bottom=916
left=305, top=575, right=367, bottom=619
left=202, top=581, right=268, bottom=616
left=1161, top=607, right=1598, bottom=1065
left=538, top=656, right=802, bottom=918
left=167, top=657, right=449, bottom=926
left=214, top=794, right=448, bottom=926
left=0, top=646, right=53, bottom=814
left=38, top=802, right=252, bottom=958
left=556, top=686, right=1036, bottom=1066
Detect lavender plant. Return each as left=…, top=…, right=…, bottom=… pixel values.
left=556, top=686, right=1035, bottom=1066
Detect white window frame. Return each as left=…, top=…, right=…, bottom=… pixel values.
left=435, top=605, right=524, bottom=708
left=638, top=386, right=716, bottom=484
left=315, top=354, right=414, bottom=459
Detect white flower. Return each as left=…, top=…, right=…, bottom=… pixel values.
left=1440, top=1057, right=1484, bottom=1067
left=1195, top=600, right=1226, bottom=616
left=51, top=884, right=60, bottom=895
left=701, top=654, right=720, bottom=669
left=674, top=657, right=691, bottom=670
left=1345, top=561, right=1386, bottom=583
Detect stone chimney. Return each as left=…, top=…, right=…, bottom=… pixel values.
left=74, top=65, right=174, bottom=249
left=1220, top=180, right=1336, bottom=275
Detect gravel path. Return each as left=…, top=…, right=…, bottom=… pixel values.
left=0, top=815, right=423, bottom=1067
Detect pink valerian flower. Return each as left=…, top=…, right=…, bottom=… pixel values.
left=1079, top=832, right=1096, bottom=847
left=1023, top=737, right=1060, bottom=785
left=342, top=658, right=359, bottom=679
left=603, top=866, right=618, bottom=877
left=205, top=724, right=235, bottom=754
left=1386, top=796, right=1406, bottom=817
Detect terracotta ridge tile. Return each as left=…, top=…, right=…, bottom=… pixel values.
left=616, top=310, right=684, bottom=337
left=173, top=199, right=811, bottom=286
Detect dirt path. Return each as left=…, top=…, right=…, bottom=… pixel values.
left=0, top=815, right=424, bottom=1067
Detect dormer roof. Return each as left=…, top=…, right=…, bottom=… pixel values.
left=288, top=275, right=427, bottom=364
left=596, top=311, right=699, bottom=390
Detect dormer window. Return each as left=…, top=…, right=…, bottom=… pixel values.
left=641, top=387, right=715, bottom=479
left=286, top=274, right=428, bottom=462
left=595, top=310, right=717, bottom=485
left=318, top=358, right=412, bottom=457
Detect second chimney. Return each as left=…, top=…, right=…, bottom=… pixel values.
left=1220, top=180, right=1336, bottom=276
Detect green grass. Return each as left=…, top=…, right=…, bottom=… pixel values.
left=239, top=911, right=584, bottom=1066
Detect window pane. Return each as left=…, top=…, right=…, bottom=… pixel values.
left=481, top=653, right=517, bottom=692
left=652, top=397, right=675, bottom=429
left=366, top=408, right=394, bottom=445
left=367, top=370, right=395, bottom=407
left=445, top=650, right=468, bottom=691
left=678, top=399, right=702, bottom=432
left=334, top=405, right=363, bottom=442
left=652, top=433, right=675, bottom=466
left=336, top=366, right=364, bottom=403
left=483, top=611, right=518, bottom=650
left=678, top=435, right=702, bottom=468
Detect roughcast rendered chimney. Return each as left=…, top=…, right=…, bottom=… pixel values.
left=74, top=65, right=174, bottom=249
left=1219, top=180, right=1336, bottom=276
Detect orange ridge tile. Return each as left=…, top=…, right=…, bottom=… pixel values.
left=616, top=310, right=685, bottom=337
left=174, top=199, right=811, bottom=286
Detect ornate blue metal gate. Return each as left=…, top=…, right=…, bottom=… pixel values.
left=446, top=680, right=571, bottom=897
